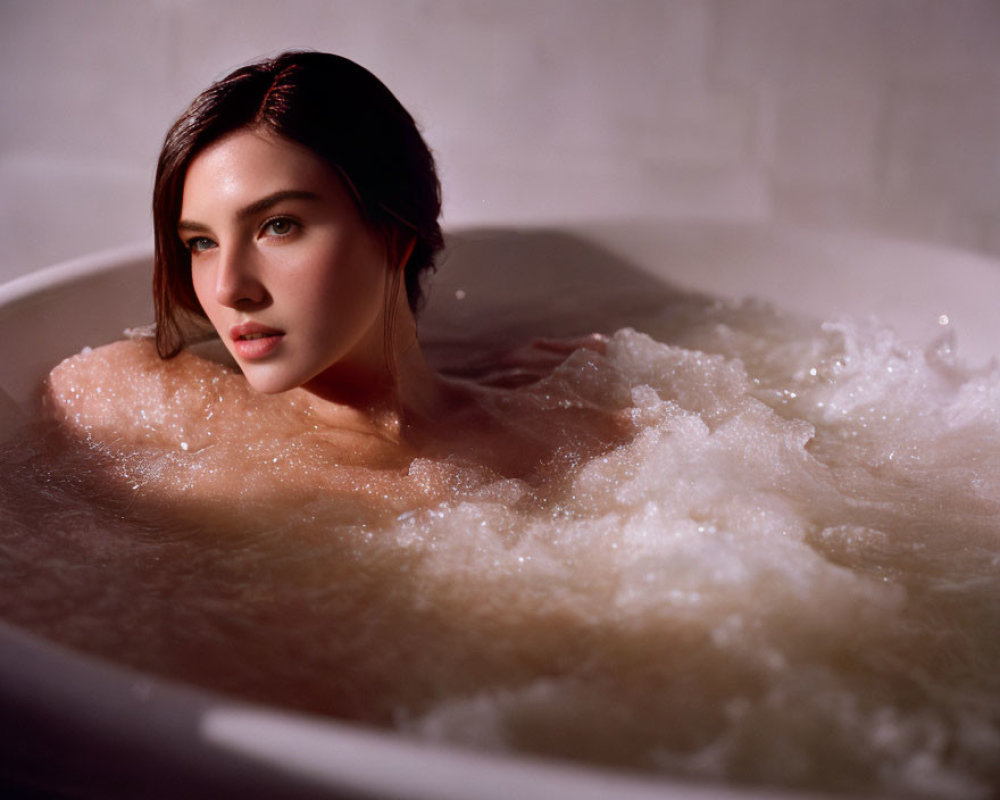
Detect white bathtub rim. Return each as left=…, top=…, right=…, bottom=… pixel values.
left=0, top=616, right=826, bottom=800
left=203, top=706, right=831, bottom=800
left=0, top=240, right=152, bottom=308
left=5, top=218, right=999, bottom=310
left=5, top=222, right=1000, bottom=367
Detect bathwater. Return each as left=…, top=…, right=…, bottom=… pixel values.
left=2, top=297, right=999, bottom=799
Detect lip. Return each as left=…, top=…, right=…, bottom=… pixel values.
left=229, top=322, right=285, bottom=360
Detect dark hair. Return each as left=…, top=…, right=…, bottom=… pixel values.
left=152, top=50, right=443, bottom=358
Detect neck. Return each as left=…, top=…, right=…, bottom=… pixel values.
left=295, top=291, right=451, bottom=442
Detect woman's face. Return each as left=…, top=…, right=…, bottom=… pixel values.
left=180, top=129, right=389, bottom=395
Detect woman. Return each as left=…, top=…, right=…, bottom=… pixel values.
left=24, top=52, right=1000, bottom=795
left=45, top=51, right=621, bottom=522
left=33, top=50, right=637, bottom=733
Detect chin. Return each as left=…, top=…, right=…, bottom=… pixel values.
left=240, top=368, right=303, bottom=396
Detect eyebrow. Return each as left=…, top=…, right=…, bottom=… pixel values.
left=177, top=189, right=322, bottom=232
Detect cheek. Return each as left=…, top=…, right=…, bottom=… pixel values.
left=310, top=239, right=387, bottom=322
left=190, top=268, right=224, bottom=328
left=190, top=268, right=210, bottom=309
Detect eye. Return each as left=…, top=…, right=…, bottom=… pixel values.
left=261, top=217, right=299, bottom=238
left=184, top=236, right=216, bottom=254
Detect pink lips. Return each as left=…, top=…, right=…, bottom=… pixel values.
left=229, top=322, right=285, bottom=360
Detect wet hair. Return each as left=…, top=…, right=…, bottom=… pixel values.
left=152, top=50, right=443, bottom=358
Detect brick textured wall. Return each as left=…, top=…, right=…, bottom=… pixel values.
left=1, top=0, right=998, bottom=281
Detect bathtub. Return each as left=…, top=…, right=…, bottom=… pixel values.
left=2, top=221, right=1000, bottom=798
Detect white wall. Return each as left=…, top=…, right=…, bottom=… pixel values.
left=2, top=0, right=999, bottom=282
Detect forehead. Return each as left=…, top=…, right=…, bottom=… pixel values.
left=181, top=129, right=348, bottom=217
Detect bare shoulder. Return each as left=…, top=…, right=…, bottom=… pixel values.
left=44, top=338, right=244, bottom=448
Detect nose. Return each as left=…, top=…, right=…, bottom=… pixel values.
left=215, top=244, right=267, bottom=309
